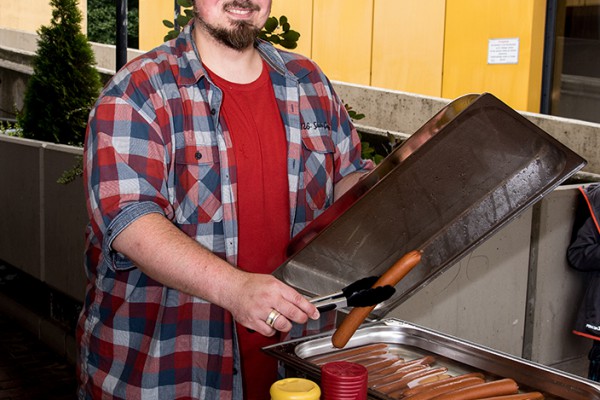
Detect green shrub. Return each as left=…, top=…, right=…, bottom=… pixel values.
left=0, top=120, right=22, bottom=137
left=88, top=0, right=139, bottom=49
left=19, top=0, right=102, bottom=146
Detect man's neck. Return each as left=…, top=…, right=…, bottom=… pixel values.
left=193, top=26, right=263, bottom=84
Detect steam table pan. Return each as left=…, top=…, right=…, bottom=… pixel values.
left=263, top=318, right=600, bottom=400
left=273, top=93, right=586, bottom=318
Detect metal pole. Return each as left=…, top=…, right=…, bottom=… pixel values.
left=116, top=0, right=128, bottom=71
left=174, top=0, right=181, bottom=31
left=540, top=0, right=558, bottom=115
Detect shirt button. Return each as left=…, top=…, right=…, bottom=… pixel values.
left=195, top=151, right=202, bottom=160
left=210, top=108, right=216, bottom=115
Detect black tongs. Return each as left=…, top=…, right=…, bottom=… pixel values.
left=310, top=276, right=396, bottom=312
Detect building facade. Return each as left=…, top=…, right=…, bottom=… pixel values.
left=1, top=0, right=599, bottom=122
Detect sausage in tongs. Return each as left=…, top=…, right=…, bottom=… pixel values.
left=331, top=250, right=423, bottom=348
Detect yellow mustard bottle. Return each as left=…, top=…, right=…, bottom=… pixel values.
left=270, top=378, right=321, bottom=400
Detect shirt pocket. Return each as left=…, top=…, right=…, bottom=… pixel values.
left=301, top=132, right=335, bottom=210
left=174, top=144, right=223, bottom=224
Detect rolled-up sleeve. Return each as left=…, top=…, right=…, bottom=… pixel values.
left=85, top=95, right=173, bottom=270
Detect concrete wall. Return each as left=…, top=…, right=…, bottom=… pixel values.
left=0, top=136, right=42, bottom=277
left=334, top=82, right=600, bottom=176
left=391, top=210, right=533, bottom=357
left=0, top=45, right=32, bottom=120
left=389, top=185, right=591, bottom=378
left=0, top=135, right=86, bottom=302
left=0, top=28, right=140, bottom=120
left=529, top=186, right=590, bottom=372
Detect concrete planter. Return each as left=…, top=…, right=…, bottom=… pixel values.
left=0, top=134, right=86, bottom=303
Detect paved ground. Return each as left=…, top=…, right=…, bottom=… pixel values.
left=0, top=314, right=77, bottom=400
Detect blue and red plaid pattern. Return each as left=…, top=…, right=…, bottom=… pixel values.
left=77, top=21, right=373, bottom=399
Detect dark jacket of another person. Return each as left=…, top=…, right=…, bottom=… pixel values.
left=567, top=183, right=600, bottom=338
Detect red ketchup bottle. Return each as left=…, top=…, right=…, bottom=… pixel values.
left=321, top=361, right=368, bottom=400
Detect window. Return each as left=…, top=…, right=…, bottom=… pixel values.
left=547, top=1, right=600, bottom=124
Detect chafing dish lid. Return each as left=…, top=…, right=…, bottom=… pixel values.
left=273, top=93, right=586, bottom=318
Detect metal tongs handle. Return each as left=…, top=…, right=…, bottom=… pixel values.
left=310, top=276, right=396, bottom=312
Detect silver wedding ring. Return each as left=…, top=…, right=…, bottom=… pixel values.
left=265, top=309, right=281, bottom=328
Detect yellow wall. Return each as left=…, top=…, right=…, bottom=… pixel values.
left=139, top=0, right=173, bottom=50
left=1, top=0, right=87, bottom=34
left=265, top=0, right=546, bottom=111
left=6, top=0, right=549, bottom=113
left=442, top=0, right=547, bottom=112
left=311, top=0, right=374, bottom=86
left=270, top=0, right=314, bottom=58
left=371, top=0, right=445, bottom=96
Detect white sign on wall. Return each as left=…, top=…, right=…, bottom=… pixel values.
left=487, top=38, right=520, bottom=65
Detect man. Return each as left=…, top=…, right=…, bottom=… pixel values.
left=76, top=0, right=373, bottom=398
left=567, top=183, right=600, bottom=382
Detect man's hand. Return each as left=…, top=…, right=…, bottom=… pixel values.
left=223, top=272, right=320, bottom=336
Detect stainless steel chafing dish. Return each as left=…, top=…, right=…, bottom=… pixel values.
left=273, top=93, right=586, bottom=318
left=264, top=319, right=600, bottom=399
left=267, top=93, right=593, bottom=399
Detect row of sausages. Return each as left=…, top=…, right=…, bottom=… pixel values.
left=308, top=343, right=545, bottom=400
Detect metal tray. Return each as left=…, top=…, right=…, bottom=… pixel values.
left=273, top=93, right=586, bottom=318
left=264, top=318, right=600, bottom=400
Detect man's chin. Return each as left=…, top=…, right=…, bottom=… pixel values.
left=196, top=17, right=259, bottom=50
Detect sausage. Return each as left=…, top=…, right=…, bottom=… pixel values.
left=368, top=355, right=436, bottom=386
left=405, top=371, right=451, bottom=389
left=342, top=350, right=392, bottom=364
left=308, top=343, right=389, bottom=364
left=369, top=365, right=427, bottom=387
left=323, top=351, right=391, bottom=368
left=331, top=250, right=422, bottom=348
left=476, top=393, right=544, bottom=400
left=392, top=355, right=436, bottom=369
left=369, top=364, right=416, bottom=384
left=408, top=373, right=452, bottom=387
left=375, top=367, right=449, bottom=394
left=363, top=357, right=403, bottom=373
left=397, top=376, right=486, bottom=400
left=401, top=372, right=486, bottom=397
left=430, top=378, right=519, bottom=400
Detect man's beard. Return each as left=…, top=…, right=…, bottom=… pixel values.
left=195, top=2, right=262, bottom=51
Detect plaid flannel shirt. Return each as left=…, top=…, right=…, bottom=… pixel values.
left=77, top=22, right=373, bottom=400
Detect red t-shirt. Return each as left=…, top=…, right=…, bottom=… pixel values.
left=206, top=61, right=290, bottom=399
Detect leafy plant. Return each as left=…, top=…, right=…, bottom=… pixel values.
left=19, top=0, right=102, bottom=147
left=345, top=104, right=386, bottom=164
left=88, top=0, right=139, bottom=49
left=162, top=0, right=301, bottom=49
left=56, top=155, right=84, bottom=184
left=258, top=16, right=300, bottom=49
left=0, top=120, right=23, bottom=137
left=162, top=0, right=194, bottom=40
left=345, top=104, right=365, bottom=122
